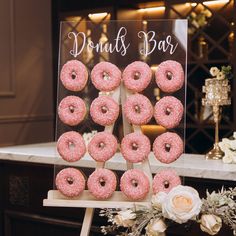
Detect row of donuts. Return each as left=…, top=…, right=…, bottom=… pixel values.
left=58, top=94, right=183, bottom=128
left=60, top=60, right=184, bottom=93
left=56, top=167, right=181, bottom=200
left=57, top=131, right=183, bottom=164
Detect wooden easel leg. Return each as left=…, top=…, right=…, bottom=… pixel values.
left=80, top=208, right=94, bottom=236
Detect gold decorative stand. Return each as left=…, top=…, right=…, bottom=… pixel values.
left=202, top=78, right=231, bottom=159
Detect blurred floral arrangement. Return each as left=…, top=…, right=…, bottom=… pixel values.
left=188, top=10, right=212, bottom=34
left=219, top=132, right=236, bottom=164
left=100, top=185, right=236, bottom=236
left=209, top=66, right=233, bottom=80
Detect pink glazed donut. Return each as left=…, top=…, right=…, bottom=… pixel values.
left=57, top=131, right=86, bottom=162
left=88, top=131, right=118, bottom=162
left=56, top=168, right=85, bottom=197
left=90, top=96, right=119, bottom=126
left=153, top=132, right=184, bottom=164
left=58, top=96, right=86, bottom=126
left=120, top=169, right=150, bottom=200
left=60, top=60, right=88, bottom=91
left=123, top=61, right=152, bottom=92
left=154, top=96, right=183, bottom=129
left=91, top=62, right=121, bottom=92
left=87, top=169, right=117, bottom=199
left=155, top=60, right=184, bottom=93
left=153, top=169, right=181, bottom=194
left=121, top=132, right=151, bottom=163
left=124, top=94, right=153, bottom=125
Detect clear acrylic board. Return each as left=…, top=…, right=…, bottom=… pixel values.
left=44, top=19, right=188, bottom=209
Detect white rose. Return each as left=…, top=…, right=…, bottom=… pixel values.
left=216, top=71, right=225, bottom=80
left=229, top=139, right=236, bottom=150
left=222, top=149, right=234, bottom=164
left=218, top=142, right=226, bottom=152
left=145, top=219, right=167, bottom=236
left=219, top=138, right=231, bottom=152
left=223, top=154, right=233, bottom=164
left=222, top=138, right=231, bottom=145
left=200, top=214, right=222, bottom=235
left=210, top=67, right=220, bottom=77
left=162, top=185, right=202, bottom=224
left=152, top=192, right=167, bottom=210
left=114, top=210, right=136, bottom=227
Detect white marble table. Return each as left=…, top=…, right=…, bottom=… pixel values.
left=0, top=142, right=235, bottom=181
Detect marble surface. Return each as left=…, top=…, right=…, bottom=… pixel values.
left=0, top=142, right=235, bottom=181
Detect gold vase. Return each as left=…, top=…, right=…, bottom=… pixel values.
left=202, top=78, right=231, bottom=160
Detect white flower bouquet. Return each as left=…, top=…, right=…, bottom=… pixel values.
left=100, top=185, right=236, bottom=236
left=209, top=66, right=232, bottom=81
left=219, top=132, right=236, bottom=164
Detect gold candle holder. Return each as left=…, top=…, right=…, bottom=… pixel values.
left=202, top=78, right=231, bottom=160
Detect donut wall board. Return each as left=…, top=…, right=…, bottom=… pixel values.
left=49, top=20, right=187, bottom=207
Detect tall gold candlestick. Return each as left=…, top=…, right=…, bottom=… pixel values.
left=202, top=78, right=231, bottom=160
